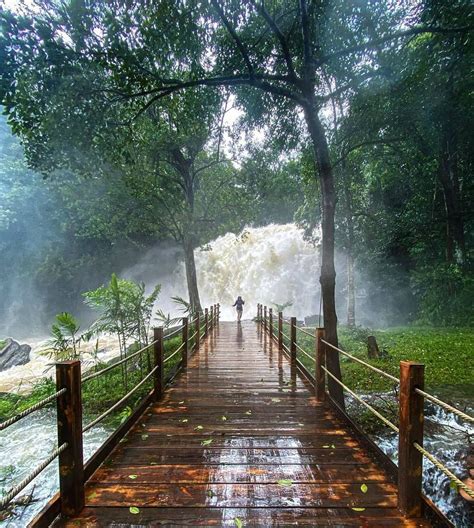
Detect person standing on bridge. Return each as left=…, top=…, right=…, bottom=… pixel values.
left=233, top=296, right=245, bottom=322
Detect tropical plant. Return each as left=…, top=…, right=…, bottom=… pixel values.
left=43, top=312, right=81, bottom=360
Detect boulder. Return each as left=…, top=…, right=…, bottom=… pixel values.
left=0, top=338, right=31, bottom=371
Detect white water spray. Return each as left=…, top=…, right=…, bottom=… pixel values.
left=194, top=224, right=321, bottom=320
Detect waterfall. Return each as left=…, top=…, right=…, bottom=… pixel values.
left=179, top=223, right=321, bottom=320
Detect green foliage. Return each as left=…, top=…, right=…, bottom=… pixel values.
left=43, top=312, right=81, bottom=360
left=411, top=264, right=474, bottom=326
left=84, top=274, right=161, bottom=350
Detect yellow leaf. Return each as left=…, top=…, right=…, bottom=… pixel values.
left=361, top=484, right=368, bottom=493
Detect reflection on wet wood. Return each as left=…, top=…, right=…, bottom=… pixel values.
left=58, top=321, right=431, bottom=527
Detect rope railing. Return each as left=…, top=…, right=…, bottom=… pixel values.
left=1, top=303, right=219, bottom=519
left=81, top=341, right=156, bottom=383
left=413, top=442, right=474, bottom=499
left=296, top=326, right=316, bottom=338
left=256, top=301, right=474, bottom=517
left=164, top=341, right=185, bottom=363
left=415, top=388, right=474, bottom=424
left=0, top=388, right=66, bottom=432
left=321, top=365, right=399, bottom=433
left=322, top=338, right=399, bottom=384
left=83, top=365, right=159, bottom=433
left=295, top=341, right=315, bottom=362
left=0, top=442, right=68, bottom=510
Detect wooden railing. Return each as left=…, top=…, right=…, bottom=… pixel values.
left=257, top=303, right=473, bottom=522
left=0, top=304, right=220, bottom=525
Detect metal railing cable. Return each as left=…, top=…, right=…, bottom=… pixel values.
left=414, top=388, right=474, bottom=424
left=413, top=442, right=474, bottom=499
left=0, top=442, right=68, bottom=509
left=322, top=339, right=399, bottom=384
left=83, top=365, right=158, bottom=433
left=321, top=365, right=399, bottom=433
left=188, top=330, right=198, bottom=341
left=82, top=341, right=156, bottom=383
left=295, top=342, right=315, bottom=362
left=0, top=388, right=66, bottom=432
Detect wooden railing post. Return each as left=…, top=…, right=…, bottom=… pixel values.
left=210, top=306, right=214, bottom=330
left=217, top=303, right=220, bottom=322
left=153, top=327, right=164, bottom=400
left=182, top=317, right=188, bottom=367
left=56, top=360, right=84, bottom=516
left=278, top=312, right=283, bottom=350
left=205, top=308, right=209, bottom=336
left=269, top=308, right=273, bottom=338
left=195, top=313, right=200, bottom=350
left=290, top=317, right=297, bottom=367
left=264, top=306, right=267, bottom=332
left=315, top=328, right=326, bottom=402
left=398, top=361, right=425, bottom=518
left=257, top=303, right=260, bottom=319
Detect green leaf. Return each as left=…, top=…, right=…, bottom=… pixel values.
left=201, top=438, right=213, bottom=446
left=277, top=479, right=293, bottom=486
left=178, top=401, right=185, bottom=404
left=449, top=480, right=458, bottom=490
left=181, top=418, right=189, bottom=423
left=141, top=434, right=149, bottom=440
left=195, top=425, right=204, bottom=430
left=207, top=489, right=215, bottom=497
left=360, top=484, right=368, bottom=493
left=129, top=506, right=140, bottom=514
left=234, top=518, right=243, bottom=528
left=128, top=474, right=138, bottom=480
left=352, top=507, right=366, bottom=512
left=245, top=410, right=252, bottom=415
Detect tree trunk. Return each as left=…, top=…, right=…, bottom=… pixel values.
left=183, top=236, right=203, bottom=314
left=342, top=159, right=356, bottom=327
left=347, top=252, right=356, bottom=327
left=303, top=99, right=345, bottom=408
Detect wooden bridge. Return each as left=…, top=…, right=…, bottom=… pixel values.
left=3, top=304, right=471, bottom=526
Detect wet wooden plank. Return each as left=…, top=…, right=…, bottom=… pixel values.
left=60, top=507, right=431, bottom=527
left=90, top=463, right=389, bottom=484
left=56, top=321, right=431, bottom=527
left=84, top=482, right=398, bottom=508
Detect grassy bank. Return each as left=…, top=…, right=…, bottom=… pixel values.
left=285, top=325, right=474, bottom=397
left=0, top=335, right=186, bottom=426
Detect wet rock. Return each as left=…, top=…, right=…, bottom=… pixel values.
left=0, top=338, right=31, bottom=371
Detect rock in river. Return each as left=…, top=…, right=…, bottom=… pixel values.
left=0, top=338, right=31, bottom=371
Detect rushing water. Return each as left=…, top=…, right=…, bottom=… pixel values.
left=348, top=394, right=474, bottom=527
left=0, top=409, right=110, bottom=527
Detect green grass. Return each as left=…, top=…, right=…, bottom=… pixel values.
left=286, top=324, right=474, bottom=397
left=0, top=339, right=6, bottom=350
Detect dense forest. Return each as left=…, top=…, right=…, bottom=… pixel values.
left=1, top=0, right=471, bottom=337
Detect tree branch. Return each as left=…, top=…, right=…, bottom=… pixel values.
left=210, top=0, right=254, bottom=77
left=250, top=1, right=298, bottom=82
left=315, top=26, right=473, bottom=67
